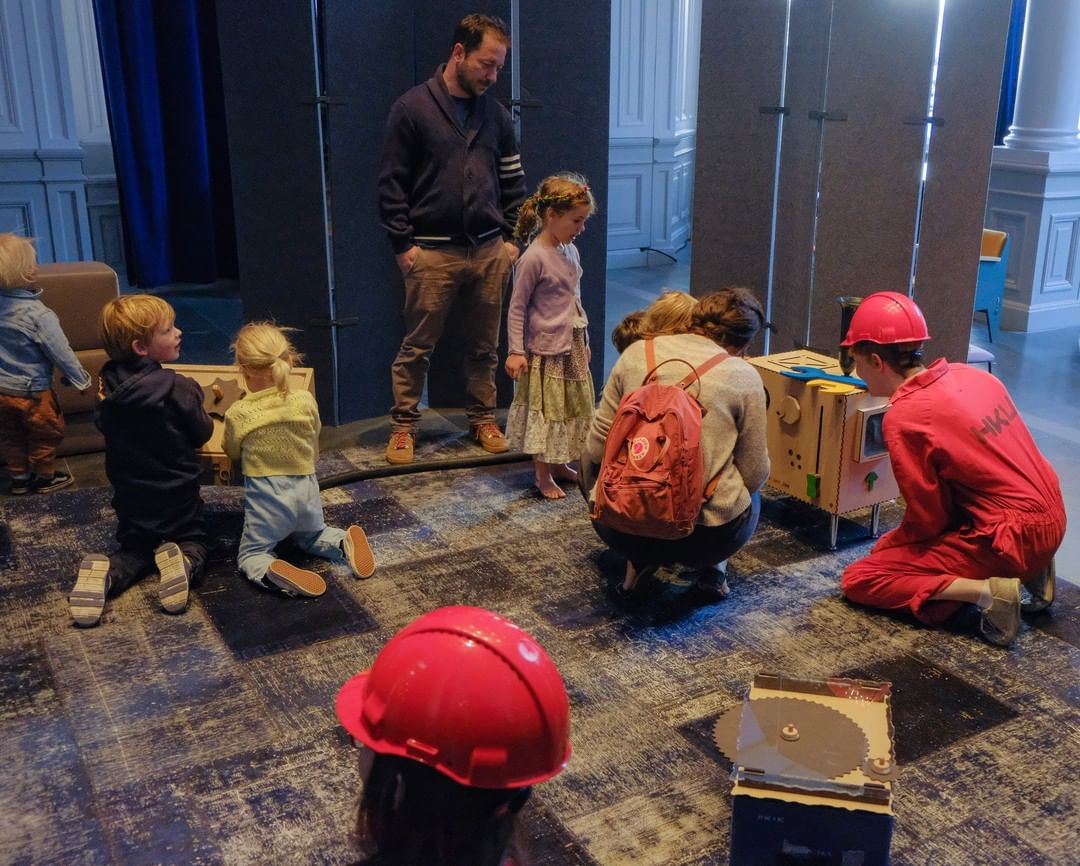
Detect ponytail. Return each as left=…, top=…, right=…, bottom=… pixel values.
left=231, top=321, right=303, bottom=395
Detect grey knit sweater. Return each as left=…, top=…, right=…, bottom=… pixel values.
left=584, top=333, right=770, bottom=525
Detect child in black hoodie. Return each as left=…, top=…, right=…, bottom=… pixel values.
left=68, top=295, right=212, bottom=627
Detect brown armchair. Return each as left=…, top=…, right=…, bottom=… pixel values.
left=34, top=262, right=119, bottom=456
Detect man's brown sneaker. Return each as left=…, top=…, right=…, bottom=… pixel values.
left=472, top=422, right=509, bottom=454
left=1021, top=558, right=1055, bottom=613
left=386, top=431, right=415, bottom=464
left=979, top=576, right=1021, bottom=647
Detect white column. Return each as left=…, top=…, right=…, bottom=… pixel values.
left=986, top=0, right=1080, bottom=332
left=1002, top=0, right=1080, bottom=151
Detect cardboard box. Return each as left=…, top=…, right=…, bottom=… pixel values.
left=165, top=364, right=315, bottom=485
left=747, top=350, right=899, bottom=547
left=716, top=673, right=897, bottom=866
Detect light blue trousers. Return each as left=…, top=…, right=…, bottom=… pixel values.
left=238, top=474, right=345, bottom=586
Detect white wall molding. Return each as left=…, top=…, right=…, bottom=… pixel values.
left=59, top=0, right=110, bottom=144
left=608, top=0, right=700, bottom=268
left=989, top=145, right=1080, bottom=332
left=0, top=0, right=92, bottom=262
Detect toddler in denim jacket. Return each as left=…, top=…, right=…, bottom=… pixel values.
left=0, top=234, right=91, bottom=493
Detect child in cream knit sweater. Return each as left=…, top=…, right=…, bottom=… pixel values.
left=223, top=322, right=375, bottom=597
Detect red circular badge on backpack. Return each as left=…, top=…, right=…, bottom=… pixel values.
left=630, top=437, right=649, bottom=461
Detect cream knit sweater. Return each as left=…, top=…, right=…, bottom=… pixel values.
left=584, top=333, right=770, bottom=525
left=223, top=386, right=320, bottom=477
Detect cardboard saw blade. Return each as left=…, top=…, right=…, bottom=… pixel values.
left=713, top=696, right=869, bottom=780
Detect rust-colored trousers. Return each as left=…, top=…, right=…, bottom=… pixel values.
left=0, top=389, right=64, bottom=476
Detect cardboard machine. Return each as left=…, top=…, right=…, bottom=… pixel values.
left=164, top=364, right=316, bottom=485
left=714, top=673, right=898, bottom=866
left=747, top=350, right=899, bottom=549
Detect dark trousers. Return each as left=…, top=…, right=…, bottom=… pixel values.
left=107, top=539, right=208, bottom=596
left=592, top=493, right=760, bottom=571
left=579, top=460, right=760, bottom=570
left=108, top=497, right=210, bottom=596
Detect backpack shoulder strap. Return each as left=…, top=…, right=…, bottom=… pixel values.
left=641, top=338, right=660, bottom=386
left=677, top=351, right=728, bottom=389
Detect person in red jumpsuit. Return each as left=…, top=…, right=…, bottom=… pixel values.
left=839, top=292, right=1064, bottom=647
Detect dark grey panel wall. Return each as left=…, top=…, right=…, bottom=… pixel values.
left=914, top=0, right=1012, bottom=363
left=770, top=0, right=831, bottom=351
left=691, top=0, right=787, bottom=337
left=216, top=1, right=609, bottom=422
left=323, top=1, right=416, bottom=424
left=517, top=2, right=611, bottom=388
left=694, top=0, right=1008, bottom=366
left=215, top=1, right=335, bottom=409
left=807, top=0, right=938, bottom=352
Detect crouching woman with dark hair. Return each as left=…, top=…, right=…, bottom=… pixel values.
left=336, top=606, right=572, bottom=866
left=582, top=287, right=771, bottom=601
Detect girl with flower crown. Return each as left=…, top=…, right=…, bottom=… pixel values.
left=504, top=172, right=597, bottom=499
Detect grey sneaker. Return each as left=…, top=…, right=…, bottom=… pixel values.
left=1021, top=559, right=1055, bottom=614
left=69, top=554, right=110, bottom=627
left=154, top=543, right=191, bottom=614
left=979, top=577, right=1021, bottom=647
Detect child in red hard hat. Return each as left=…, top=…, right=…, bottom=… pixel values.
left=336, top=606, right=571, bottom=866
left=839, top=291, right=1064, bottom=647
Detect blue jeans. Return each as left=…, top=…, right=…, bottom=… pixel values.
left=238, top=474, right=345, bottom=586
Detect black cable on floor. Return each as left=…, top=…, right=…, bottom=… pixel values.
left=318, top=450, right=531, bottom=490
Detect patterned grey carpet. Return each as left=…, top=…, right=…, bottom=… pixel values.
left=1, top=464, right=1077, bottom=865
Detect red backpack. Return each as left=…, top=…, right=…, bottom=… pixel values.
left=591, top=339, right=728, bottom=540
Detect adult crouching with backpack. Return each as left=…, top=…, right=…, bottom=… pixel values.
left=582, top=287, right=770, bottom=601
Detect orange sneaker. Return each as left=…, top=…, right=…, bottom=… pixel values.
left=386, top=430, right=415, bottom=464
left=266, top=561, right=326, bottom=597
left=342, top=525, right=376, bottom=579
left=471, top=422, right=509, bottom=454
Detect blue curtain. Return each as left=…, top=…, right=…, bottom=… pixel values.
left=93, top=0, right=237, bottom=287
left=995, top=0, right=1027, bottom=145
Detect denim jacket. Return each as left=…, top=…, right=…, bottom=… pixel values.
left=0, top=287, right=91, bottom=396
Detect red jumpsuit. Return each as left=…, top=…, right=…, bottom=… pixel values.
left=841, top=359, right=1065, bottom=624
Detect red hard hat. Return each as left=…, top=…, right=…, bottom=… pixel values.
left=839, top=291, right=931, bottom=346
left=336, top=606, right=572, bottom=789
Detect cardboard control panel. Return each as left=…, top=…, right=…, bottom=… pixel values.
left=748, top=350, right=898, bottom=518
left=164, top=364, right=316, bottom=484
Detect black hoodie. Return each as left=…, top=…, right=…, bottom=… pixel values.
left=95, top=358, right=213, bottom=540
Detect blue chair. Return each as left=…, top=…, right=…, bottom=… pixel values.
left=974, top=229, right=1009, bottom=341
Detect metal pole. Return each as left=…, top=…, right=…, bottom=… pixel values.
left=510, top=0, right=521, bottom=140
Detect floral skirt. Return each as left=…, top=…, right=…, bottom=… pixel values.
left=505, top=328, right=595, bottom=464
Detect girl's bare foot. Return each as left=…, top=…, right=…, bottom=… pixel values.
left=534, top=459, right=566, bottom=499
left=551, top=463, right=578, bottom=483
left=536, top=477, right=566, bottom=499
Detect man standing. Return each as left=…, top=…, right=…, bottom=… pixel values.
left=378, top=13, right=525, bottom=464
